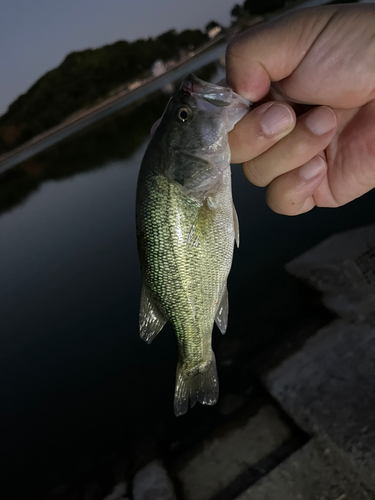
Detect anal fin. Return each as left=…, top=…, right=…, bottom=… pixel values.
left=139, top=284, right=166, bottom=344
left=215, top=286, right=229, bottom=335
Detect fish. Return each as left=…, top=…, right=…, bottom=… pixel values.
left=136, top=74, right=250, bottom=416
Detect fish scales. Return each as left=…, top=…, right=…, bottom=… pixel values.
left=141, top=172, right=233, bottom=357
left=136, top=74, right=250, bottom=415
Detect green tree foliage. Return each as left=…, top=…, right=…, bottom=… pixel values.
left=243, top=0, right=285, bottom=16
left=0, top=29, right=208, bottom=155
left=231, top=4, right=244, bottom=19
left=205, top=20, right=221, bottom=33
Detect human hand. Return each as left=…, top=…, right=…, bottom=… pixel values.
left=226, top=4, right=375, bottom=215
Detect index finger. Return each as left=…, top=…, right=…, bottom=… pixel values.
left=225, top=7, right=334, bottom=102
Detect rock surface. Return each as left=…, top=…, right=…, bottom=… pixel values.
left=236, top=438, right=374, bottom=500
left=176, top=405, right=292, bottom=500
left=262, top=319, right=375, bottom=493
left=101, top=482, right=128, bottom=500
left=286, top=224, right=375, bottom=321
left=133, top=460, right=176, bottom=500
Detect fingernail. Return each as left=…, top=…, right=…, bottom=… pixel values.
left=305, top=107, right=336, bottom=135
left=300, top=156, right=326, bottom=180
left=261, top=103, right=294, bottom=136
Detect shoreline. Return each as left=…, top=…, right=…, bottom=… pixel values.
left=0, top=37, right=228, bottom=175
left=0, top=0, right=330, bottom=176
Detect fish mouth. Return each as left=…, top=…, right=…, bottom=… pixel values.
left=181, top=73, right=250, bottom=108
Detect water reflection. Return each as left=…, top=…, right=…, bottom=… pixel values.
left=0, top=63, right=218, bottom=217
left=1, top=58, right=375, bottom=499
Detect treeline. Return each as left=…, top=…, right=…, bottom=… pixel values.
left=0, top=64, right=217, bottom=217
left=231, top=0, right=285, bottom=19
left=0, top=0, right=290, bottom=157
left=0, top=29, right=208, bottom=155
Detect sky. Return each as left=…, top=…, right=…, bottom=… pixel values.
left=0, top=0, right=238, bottom=115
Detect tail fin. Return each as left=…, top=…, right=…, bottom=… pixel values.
left=174, top=353, right=219, bottom=416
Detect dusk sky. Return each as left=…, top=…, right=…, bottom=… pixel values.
left=0, top=0, right=238, bottom=115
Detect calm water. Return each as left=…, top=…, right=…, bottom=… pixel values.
left=1, top=61, right=375, bottom=497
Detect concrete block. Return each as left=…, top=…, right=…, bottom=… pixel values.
left=236, top=438, right=373, bottom=500
left=263, top=319, right=375, bottom=493
left=101, top=482, right=128, bottom=500
left=176, top=405, right=292, bottom=500
left=133, top=460, right=176, bottom=500
left=286, top=224, right=375, bottom=321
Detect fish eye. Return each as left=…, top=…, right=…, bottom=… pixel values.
left=176, top=107, right=191, bottom=123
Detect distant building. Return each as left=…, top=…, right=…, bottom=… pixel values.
left=208, top=26, right=222, bottom=39
left=151, top=60, right=167, bottom=78
left=128, top=81, right=142, bottom=91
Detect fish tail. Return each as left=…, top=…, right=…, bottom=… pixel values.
left=174, top=352, right=219, bottom=417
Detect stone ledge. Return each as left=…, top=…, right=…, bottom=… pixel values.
left=174, top=405, right=292, bottom=500
left=261, top=319, right=375, bottom=493
left=286, top=224, right=375, bottom=321
left=133, top=460, right=176, bottom=500
left=236, top=438, right=374, bottom=500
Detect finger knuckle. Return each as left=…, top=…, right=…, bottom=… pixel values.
left=290, top=139, right=310, bottom=161
left=289, top=129, right=327, bottom=162
left=243, top=158, right=268, bottom=187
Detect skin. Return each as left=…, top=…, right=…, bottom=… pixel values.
left=226, top=4, right=375, bottom=215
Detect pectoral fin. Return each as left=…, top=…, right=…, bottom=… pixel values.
left=215, top=286, right=229, bottom=335
left=233, top=202, right=240, bottom=248
left=139, top=284, right=167, bottom=343
left=187, top=221, right=200, bottom=249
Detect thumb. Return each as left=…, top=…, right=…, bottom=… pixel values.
left=226, top=7, right=335, bottom=102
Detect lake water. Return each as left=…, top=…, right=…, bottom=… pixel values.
left=1, top=60, right=375, bottom=498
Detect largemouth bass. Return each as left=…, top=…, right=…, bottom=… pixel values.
left=136, top=74, right=249, bottom=416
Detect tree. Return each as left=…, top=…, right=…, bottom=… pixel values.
left=205, top=20, right=221, bottom=33
left=231, top=4, right=243, bottom=19
left=243, top=0, right=285, bottom=16
left=0, top=27, right=210, bottom=155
